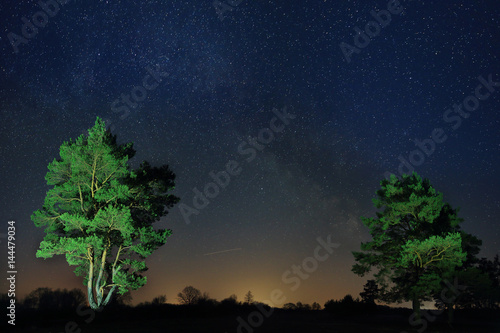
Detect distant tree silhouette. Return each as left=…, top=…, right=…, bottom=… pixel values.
left=220, top=294, right=238, bottom=306
left=219, top=294, right=239, bottom=312
left=177, top=286, right=201, bottom=305
left=324, top=294, right=368, bottom=314
left=360, top=280, right=380, bottom=305
left=477, top=255, right=500, bottom=308
left=23, top=287, right=85, bottom=311
left=281, top=301, right=314, bottom=311
left=152, top=295, right=167, bottom=305
left=294, top=301, right=311, bottom=310
left=244, top=291, right=254, bottom=304
left=311, top=302, right=321, bottom=310
left=196, top=292, right=218, bottom=308
left=225, top=294, right=238, bottom=303
left=341, top=294, right=354, bottom=304
left=23, top=287, right=51, bottom=309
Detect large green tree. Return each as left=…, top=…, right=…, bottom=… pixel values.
left=32, top=118, right=179, bottom=310
left=352, top=173, right=470, bottom=319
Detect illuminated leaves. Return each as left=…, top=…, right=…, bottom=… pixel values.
left=31, top=117, right=179, bottom=310
left=352, top=172, right=469, bottom=310
left=372, top=173, right=444, bottom=231
left=401, top=233, right=466, bottom=270
left=131, top=227, right=172, bottom=258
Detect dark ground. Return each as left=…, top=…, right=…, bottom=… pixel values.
left=5, top=306, right=500, bottom=333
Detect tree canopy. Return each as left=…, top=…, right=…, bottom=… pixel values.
left=32, top=117, right=179, bottom=310
left=352, top=173, right=475, bottom=319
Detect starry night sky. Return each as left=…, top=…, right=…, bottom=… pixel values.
left=1, top=0, right=499, bottom=307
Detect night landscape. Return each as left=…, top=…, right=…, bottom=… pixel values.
left=1, top=1, right=499, bottom=332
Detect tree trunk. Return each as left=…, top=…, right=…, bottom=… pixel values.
left=87, top=260, right=119, bottom=310
left=87, top=284, right=116, bottom=311
left=447, top=303, right=454, bottom=325
left=102, top=286, right=117, bottom=307
left=412, top=295, right=421, bottom=323
left=87, top=279, right=99, bottom=310
left=87, top=251, right=99, bottom=310
left=86, top=246, right=122, bottom=311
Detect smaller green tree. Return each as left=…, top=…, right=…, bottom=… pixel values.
left=352, top=173, right=469, bottom=320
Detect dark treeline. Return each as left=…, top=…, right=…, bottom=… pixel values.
left=4, top=255, right=498, bottom=317
left=1, top=253, right=499, bottom=332
left=2, top=273, right=499, bottom=333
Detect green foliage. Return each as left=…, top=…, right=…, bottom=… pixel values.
left=400, top=232, right=466, bottom=269
left=352, top=172, right=476, bottom=317
left=32, top=117, right=179, bottom=310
